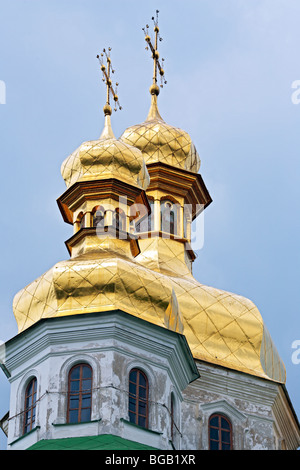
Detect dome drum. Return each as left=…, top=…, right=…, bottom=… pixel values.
left=145, top=162, right=212, bottom=221
left=57, top=178, right=151, bottom=227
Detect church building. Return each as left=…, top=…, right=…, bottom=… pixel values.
left=1, top=16, right=299, bottom=451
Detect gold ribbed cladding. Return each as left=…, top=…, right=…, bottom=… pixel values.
left=13, top=247, right=285, bottom=384
left=11, top=31, right=286, bottom=386
left=61, top=115, right=149, bottom=191
left=61, top=48, right=149, bottom=192
left=121, top=95, right=200, bottom=173
left=121, top=12, right=200, bottom=173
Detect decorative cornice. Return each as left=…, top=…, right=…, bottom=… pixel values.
left=187, top=360, right=279, bottom=408
left=146, top=162, right=212, bottom=219
left=57, top=179, right=150, bottom=225
left=201, top=399, right=247, bottom=423
left=4, top=310, right=199, bottom=391
left=64, top=226, right=140, bottom=258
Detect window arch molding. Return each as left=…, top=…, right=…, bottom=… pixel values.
left=16, top=369, right=40, bottom=437
left=124, top=361, right=156, bottom=394
left=160, top=195, right=180, bottom=206
left=201, top=399, right=247, bottom=450
left=57, top=355, right=100, bottom=424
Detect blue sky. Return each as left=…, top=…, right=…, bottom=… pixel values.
left=0, top=0, right=299, bottom=449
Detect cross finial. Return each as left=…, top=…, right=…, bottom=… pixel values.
left=142, top=10, right=167, bottom=96
left=97, top=48, right=122, bottom=116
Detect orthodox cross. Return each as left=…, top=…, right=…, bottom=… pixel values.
left=142, top=10, right=167, bottom=95
left=97, top=48, right=122, bottom=114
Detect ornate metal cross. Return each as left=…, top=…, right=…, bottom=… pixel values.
left=97, top=48, right=122, bottom=114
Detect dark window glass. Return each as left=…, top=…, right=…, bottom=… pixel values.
left=129, top=397, right=136, bottom=412
left=113, top=210, right=126, bottom=231
left=209, top=414, right=232, bottom=450
left=67, top=364, right=92, bottom=423
left=210, top=415, right=218, bottom=427
left=23, top=378, right=37, bottom=434
left=161, top=201, right=177, bottom=235
left=210, top=440, right=219, bottom=450
left=135, top=200, right=154, bottom=233
left=79, top=215, right=85, bottom=229
left=93, top=207, right=104, bottom=228
left=210, top=427, right=219, bottom=440
left=81, top=408, right=91, bottom=422
left=221, top=417, right=230, bottom=430
left=138, top=416, right=146, bottom=427
left=128, top=368, right=149, bottom=428
left=69, top=409, right=78, bottom=423
left=222, top=430, right=231, bottom=444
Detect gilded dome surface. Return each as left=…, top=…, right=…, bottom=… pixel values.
left=120, top=95, right=200, bottom=173
left=12, top=245, right=286, bottom=384
left=61, top=115, right=149, bottom=191
left=12, top=63, right=285, bottom=387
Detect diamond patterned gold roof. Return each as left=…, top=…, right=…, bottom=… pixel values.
left=11, top=82, right=286, bottom=386
left=12, top=243, right=286, bottom=384
left=120, top=95, right=200, bottom=173
left=61, top=115, right=149, bottom=191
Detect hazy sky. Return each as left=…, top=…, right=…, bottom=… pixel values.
left=0, top=0, right=299, bottom=449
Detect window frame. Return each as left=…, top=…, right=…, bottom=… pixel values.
left=23, top=377, right=37, bottom=435
left=160, top=199, right=179, bottom=236
left=92, top=205, right=105, bottom=229
left=128, top=368, right=149, bottom=429
left=208, top=413, right=233, bottom=450
left=67, top=363, right=93, bottom=424
left=113, top=208, right=126, bottom=232
left=135, top=198, right=154, bottom=233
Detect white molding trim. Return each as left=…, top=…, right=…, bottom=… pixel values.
left=201, top=399, right=247, bottom=423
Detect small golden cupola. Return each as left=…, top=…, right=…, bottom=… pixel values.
left=58, top=48, right=150, bottom=258
left=120, top=12, right=212, bottom=277
left=120, top=19, right=200, bottom=173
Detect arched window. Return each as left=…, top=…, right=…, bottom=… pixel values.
left=92, top=205, right=104, bottom=229
left=23, top=378, right=37, bottom=434
left=67, top=363, right=92, bottom=424
left=128, top=368, right=149, bottom=428
left=113, top=208, right=125, bottom=231
left=209, top=414, right=232, bottom=450
left=160, top=200, right=178, bottom=235
left=135, top=199, right=154, bottom=233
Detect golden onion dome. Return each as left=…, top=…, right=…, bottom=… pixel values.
left=12, top=247, right=286, bottom=385
left=61, top=109, right=150, bottom=191
left=120, top=92, right=200, bottom=173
